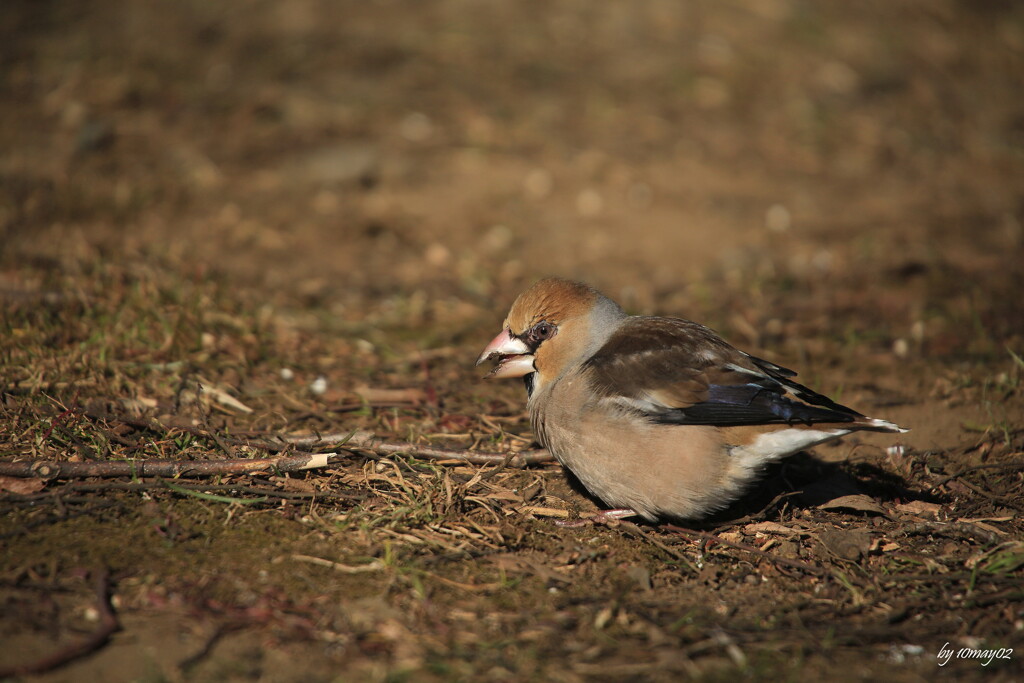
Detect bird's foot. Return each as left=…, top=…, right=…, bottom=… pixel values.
left=555, top=508, right=640, bottom=528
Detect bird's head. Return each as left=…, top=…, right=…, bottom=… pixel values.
left=476, top=278, right=625, bottom=386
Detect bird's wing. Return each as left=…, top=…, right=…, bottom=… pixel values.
left=583, top=316, right=866, bottom=427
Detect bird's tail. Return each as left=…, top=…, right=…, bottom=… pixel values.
left=851, top=416, right=908, bottom=433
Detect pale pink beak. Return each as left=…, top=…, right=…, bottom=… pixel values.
left=476, top=328, right=535, bottom=379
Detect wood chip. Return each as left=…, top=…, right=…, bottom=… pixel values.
left=0, top=475, right=46, bottom=495
left=201, top=383, right=254, bottom=413
left=960, top=520, right=1008, bottom=536
left=895, top=501, right=943, bottom=518
left=818, top=494, right=887, bottom=515
left=818, top=528, right=873, bottom=561
left=291, top=555, right=385, bottom=573
left=518, top=506, right=570, bottom=519
left=354, top=385, right=426, bottom=404
left=744, top=521, right=802, bottom=536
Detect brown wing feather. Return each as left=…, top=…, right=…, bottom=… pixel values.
left=584, top=316, right=863, bottom=427
left=585, top=317, right=749, bottom=408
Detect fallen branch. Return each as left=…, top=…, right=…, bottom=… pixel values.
left=0, top=426, right=553, bottom=480
left=0, top=452, right=344, bottom=479
left=943, top=476, right=1024, bottom=512
left=902, top=521, right=1004, bottom=546
left=95, top=411, right=554, bottom=466
left=291, top=554, right=386, bottom=574
left=929, top=459, right=1024, bottom=489
left=351, top=435, right=551, bottom=468
left=14, top=480, right=368, bottom=503
left=177, top=622, right=245, bottom=675
left=963, top=588, right=1024, bottom=608
left=0, top=569, right=118, bottom=677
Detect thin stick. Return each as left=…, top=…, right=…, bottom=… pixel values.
left=0, top=569, right=118, bottom=677
left=291, top=554, right=386, bottom=574
left=963, top=589, right=1024, bottom=608
left=929, top=460, right=1024, bottom=488
left=0, top=425, right=553, bottom=480
left=177, top=622, right=243, bottom=674
left=48, top=481, right=367, bottom=502
left=945, top=476, right=1024, bottom=512
left=902, top=521, right=1004, bottom=546
left=0, top=452, right=346, bottom=479
left=663, top=524, right=826, bottom=576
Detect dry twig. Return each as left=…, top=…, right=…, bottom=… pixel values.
left=0, top=415, right=553, bottom=480
left=664, top=524, right=826, bottom=576
left=0, top=569, right=118, bottom=677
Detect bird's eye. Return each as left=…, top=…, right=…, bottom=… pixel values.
left=529, top=321, right=555, bottom=344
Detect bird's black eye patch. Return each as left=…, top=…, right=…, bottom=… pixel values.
left=526, top=321, right=556, bottom=347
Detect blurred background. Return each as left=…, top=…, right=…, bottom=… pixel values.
left=5, top=0, right=1024, bottom=455
left=4, top=0, right=1021, bottom=321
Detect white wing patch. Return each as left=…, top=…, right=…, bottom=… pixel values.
left=729, top=427, right=850, bottom=472
left=725, top=362, right=767, bottom=378
left=863, top=417, right=909, bottom=433
left=607, top=395, right=669, bottom=415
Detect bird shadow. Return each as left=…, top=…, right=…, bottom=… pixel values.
left=560, top=450, right=944, bottom=529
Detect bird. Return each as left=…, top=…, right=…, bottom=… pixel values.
left=476, top=277, right=907, bottom=523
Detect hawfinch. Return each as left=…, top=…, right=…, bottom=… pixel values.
left=477, top=278, right=906, bottom=522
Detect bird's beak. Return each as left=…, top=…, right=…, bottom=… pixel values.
left=476, top=328, right=535, bottom=379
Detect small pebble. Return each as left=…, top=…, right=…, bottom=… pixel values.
left=425, top=242, right=451, bottom=267
left=400, top=112, right=433, bottom=142
left=523, top=168, right=553, bottom=199
left=627, top=182, right=653, bottom=209
left=576, top=188, right=603, bottom=217
left=765, top=204, right=791, bottom=232
left=309, top=376, right=328, bottom=395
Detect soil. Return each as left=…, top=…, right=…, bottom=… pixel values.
left=2, top=1, right=1023, bottom=681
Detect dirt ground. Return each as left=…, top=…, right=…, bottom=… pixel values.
left=2, top=0, right=1023, bottom=680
